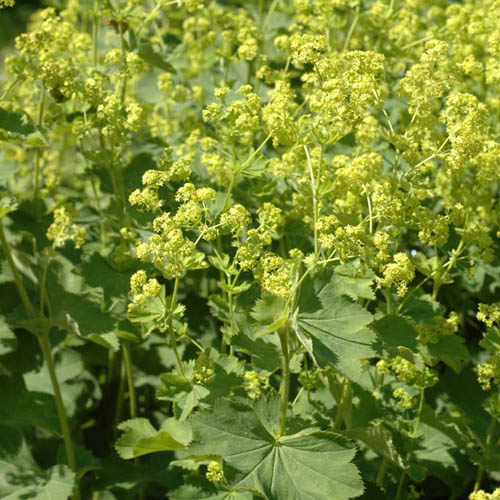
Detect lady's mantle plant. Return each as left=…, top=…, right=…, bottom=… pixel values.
left=1, top=0, right=500, bottom=499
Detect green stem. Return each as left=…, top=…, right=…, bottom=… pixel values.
left=342, top=6, right=360, bottom=51
left=474, top=417, right=497, bottom=492
left=34, top=85, right=46, bottom=201
left=383, top=288, right=393, bottom=314
left=413, top=388, right=425, bottom=437
left=114, top=353, right=126, bottom=433
left=333, top=378, right=351, bottom=431
left=169, top=277, right=185, bottom=376
left=122, top=343, right=137, bottom=418
left=277, top=326, right=290, bottom=438
left=395, top=468, right=406, bottom=500
left=1, top=220, right=78, bottom=497
left=304, top=145, right=319, bottom=258
left=0, top=77, right=20, bottom=101
left=396, top=389, right=426, bottom=500
left=107, top=348, right=116, bottom=385
left=90, top=175, right=107, bottom=244
left=0, top=223, right=36, bottom=318
left=92, top=7, right=99, bottom=67
left=376, top=457, right=388, bottom=487
left=39, top=257, right=52, bottom=318
left=38, top=332, right=77, bottom=472
left=221, top=174, right=236, bottom=212
left=119, top=28, right=128, bottom=105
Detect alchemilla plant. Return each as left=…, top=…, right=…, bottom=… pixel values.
left=1, top=0, right=500, bottom=498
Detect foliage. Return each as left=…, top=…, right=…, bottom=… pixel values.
left=1, top=0, right=500, bottom=499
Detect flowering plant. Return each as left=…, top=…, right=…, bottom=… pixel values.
left=1, top=0, right=500, bottom=498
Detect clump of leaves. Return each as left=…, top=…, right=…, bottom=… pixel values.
left=1, top=0, right=500, bottom=499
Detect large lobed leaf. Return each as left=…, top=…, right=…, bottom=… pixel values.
left=188, top=399, right=364, bottom=500
left=296, top=272, right=377, bottom=381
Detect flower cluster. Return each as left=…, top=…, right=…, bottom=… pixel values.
left=377, top=356, right=438, bottom=390
left=243, top=370, right=269, bottom=400
left=376, top=253, right=415, bottom=297
left=46, top=206, right=86, bottom=249
left=206, top=460, right=224, bottom=483
left=469, top=489, right=500, bottom=500
left=128, top=270, right=163, bottom=312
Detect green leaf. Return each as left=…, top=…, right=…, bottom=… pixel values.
left=0, top=431, right=75, bottom=500
left=425, top=335, right=469, bottom=373
left=189, top=399, right=364, bottom=500
left=251, top=294, right=286, bottom=323
left=0, top=108, right=35, bottom=135
left=238, top=155, right=267, bottom=179
left=24, top=349, right=84, bottom=391
left=373, top=314, right=419, bottom=354
left=172, top=483, right=258, bottom=500
left=115, top=418, right=187, bottom=459
left=348, top=424, right=404, bottom=468
left=0, top=464, right=75, bottom=500
left=480, top=327, right=500, bottom=355
left=374, top=315, right=470, bottom=372
left=137, top=40, right=176, bottom=73
left=333, top=263, right=375, bottom=300
left=127, top=285, right=171, bottom=335
left=78, top=252, right=133, bottom=304
left=0, top=315, right=17, bottom=355
left=0, top=374, right=59, bottom=432
left=297, top=273, right=376, bottom=381
left=0, top=152, right=18, bottom=188
left=45, top=257, right=117, bottom=337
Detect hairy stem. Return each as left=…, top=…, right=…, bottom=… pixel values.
left=122, top=343, right=137, bottom=419
left=304, top=145, right=319, bottom=258
left=169, top=276, right=185, bottom=376
left=375, top=457, right=388, bottom=488
left=0, top=222, right=36, bottom=318
left=34, top=85, right=46, bottom=202
left=1, top=220, right=78, bottom=495
left=38, top=332, right=77, bottom=472
left=333, top=378, right=351, bottom=431
left=277, top=326, right=290, bottom=437
left=474, top=417, right=496, bottom=492
left=396, top=388, right=426, bottom=500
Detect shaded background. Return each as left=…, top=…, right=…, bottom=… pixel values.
left=0, top=0, right=43, bottom=47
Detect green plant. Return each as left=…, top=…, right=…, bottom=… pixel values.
left=1, top=0, right=500, bottom=498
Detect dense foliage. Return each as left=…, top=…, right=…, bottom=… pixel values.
left=1, top=0, right=500, bottom=498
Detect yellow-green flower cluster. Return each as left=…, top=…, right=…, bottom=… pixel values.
left=97, top=95, right=144, bottom=142
left=262, top=80, right=299, bottom=147
left=220, top=204, right=251, bottom=237
left=443, top=92, right=488, bottom=169
left=477, top=358, right=500, bottom=391
left=377, top=356, right=438, bottom=389
left=194, top=352, right=215, bottom=384
left=477, top=304, right=500, bottom=328
left=304, top=50, right=386, bottom=140
left=46, top=206, right=86, bottom=249
left=258, top=253, right=293, bottom=299
left=415, top=313, right=460, bottom=345
left=393, top=387, right=416, bottom=410
left=376, top=253, right=415, bottom=297
left=469, top=488, right=500, bottom=500
left=203, top=84, right=262, bottom=147
left=243, top=370, right=269, bottom=400
left=206, top=460, right=224, bottom=483
left=128, top=270, right=163, bottom=313
left=233, top=204, right=285, bottom=277
left=138, top=224, right=201, bottom=279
